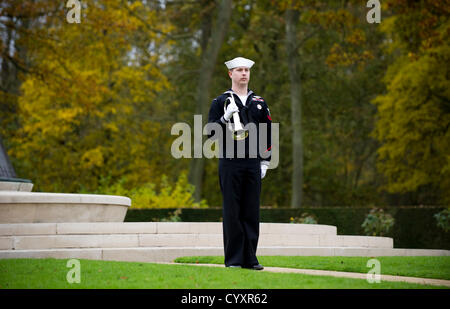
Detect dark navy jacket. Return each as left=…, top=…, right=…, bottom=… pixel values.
left=207, top=89, right=272, bottom=162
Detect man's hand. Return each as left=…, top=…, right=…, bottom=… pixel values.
left=224, top=101, right=239, bottom=121
left=261, top=161, right=270, bottom=179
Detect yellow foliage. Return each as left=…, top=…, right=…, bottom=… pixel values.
left=346, top=29, right=366, bottom=46
left=94, top=173, right=208, bottom=209
left=372, top=42, right=450, bottom=202
left=81, top=147, right=105, bottom=169
left=9, top=0, right=172, bottom=193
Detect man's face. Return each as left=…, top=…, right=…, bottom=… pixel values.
left=229, top=67, right=250, bottom=86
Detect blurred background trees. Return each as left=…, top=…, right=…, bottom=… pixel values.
left=1, top=0, right=448, bottom=208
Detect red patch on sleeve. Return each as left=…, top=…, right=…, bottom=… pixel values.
left=267, top=115, right=272, bottom=121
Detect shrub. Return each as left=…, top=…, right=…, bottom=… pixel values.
left=93, top=172, right=208, bottom=209
left=434, top=208, right=450, bottom=232
left=290, top=213, right=318, bottom=224
left=160, top=209, right=183, bottom=222
left=361, top=208, right=395, bottom=236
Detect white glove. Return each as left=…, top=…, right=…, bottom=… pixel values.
left=261, top=161, right=270, bottom=179
left=224, top=101, right=239, bottom=121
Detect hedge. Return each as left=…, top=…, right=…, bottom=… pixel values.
left=124, top=206, right=450, bottom=250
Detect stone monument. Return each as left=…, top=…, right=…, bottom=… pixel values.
left=0, top=136, right=16, bottom=178
left=0, top=135, right=34, bottom=191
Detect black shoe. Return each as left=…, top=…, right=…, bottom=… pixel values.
left=226, top=265, right=242, bottom=268
left=244, top=264, right=264, bottom=270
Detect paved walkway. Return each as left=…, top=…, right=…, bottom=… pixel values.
left=169, top=262, right=450, bottom=288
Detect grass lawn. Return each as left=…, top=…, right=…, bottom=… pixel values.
left=174, top=256, right=450, bottom=280
left=0, top=258, right=448, bottom=289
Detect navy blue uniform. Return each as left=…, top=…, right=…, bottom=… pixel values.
left=207, top=89, right=272, bottom=267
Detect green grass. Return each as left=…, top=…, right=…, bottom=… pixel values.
left=0, top=258, right=447, bottom=289
left=174, top=256, right=450, bottom=280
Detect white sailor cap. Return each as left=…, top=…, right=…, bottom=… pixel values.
left=224, top=57, right=255, bottom=70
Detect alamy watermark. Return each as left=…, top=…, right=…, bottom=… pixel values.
left=65, top=2, right=379, bottom=25
left=366, top=0, right=381, bottom=24
left=66, top=259, right=81, bottom=284
left=366, top=258, right=381, bottom=283
left=66, top=0, right=81, bottom=24
left=170, top=115, right=279, bottom=169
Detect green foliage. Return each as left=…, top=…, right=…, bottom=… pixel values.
left=94, top=173, right=208, bottom=209
left=361, top=208, right=395, bottom=237
left=160, top=209, right=183, bottom=222
left=290, top=212, right=318, bottom=224
left=434, top=208, right=450, bottom=233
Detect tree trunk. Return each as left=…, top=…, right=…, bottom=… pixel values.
left=285, top=8, right=303, bottom=209
left=188, top=0, right=232, bottom=202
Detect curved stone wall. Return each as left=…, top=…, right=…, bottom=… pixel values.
left=0, top=191, right=131, bottom=223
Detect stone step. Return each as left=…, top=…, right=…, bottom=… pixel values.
left=0, top=233, right=393, bottom=250
left=0, top=222, right=338, bottom=236
left=0, top=247, right=448, bottom=263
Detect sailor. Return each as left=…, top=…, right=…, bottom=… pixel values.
left=207, top=57, right=272, bottom=270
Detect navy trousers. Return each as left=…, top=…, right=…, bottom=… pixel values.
left=219, top=158, right=261, bottom=267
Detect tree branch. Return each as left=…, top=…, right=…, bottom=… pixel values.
left=120, top=0, right=193, bottom=41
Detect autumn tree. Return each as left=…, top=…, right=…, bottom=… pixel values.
left=5, top=1, right=172, bottom=192
left=372, top=0, right=450, bottom=204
